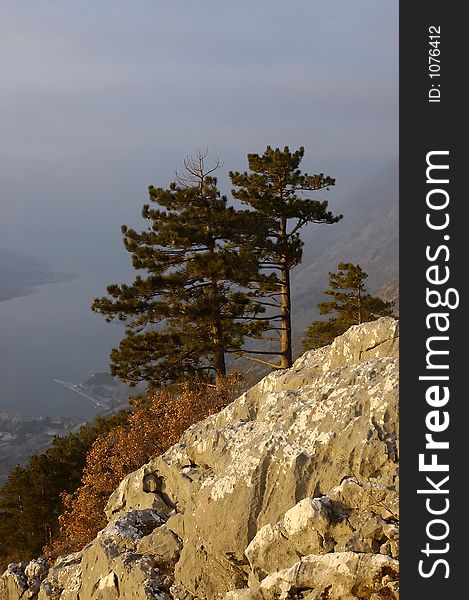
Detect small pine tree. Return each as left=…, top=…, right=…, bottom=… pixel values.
left=302, top=262, right=395, bottom=350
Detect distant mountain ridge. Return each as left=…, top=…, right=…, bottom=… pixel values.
left=0, top=248, right=75, bottom=301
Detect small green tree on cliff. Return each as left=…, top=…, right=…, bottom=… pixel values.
left=92, top=152, right=267, bottom=388
left=302, top=262, right=395, bottom=350
left=230, top=146, right=341, bottom=368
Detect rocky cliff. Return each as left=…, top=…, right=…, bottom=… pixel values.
left=0, top=318, right=399, bottom=600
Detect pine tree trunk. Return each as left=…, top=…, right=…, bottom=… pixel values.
left=357, top=286, right=362, bottom=324
left=280, top=215, right=292, bottom=369
left=213, top=347, right=226, bottom=389
left=280, top=263, right=292, bottom=368
left=209, top=281, right=227, bottom=388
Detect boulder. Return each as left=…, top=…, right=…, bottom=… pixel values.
left=0, top=563, right=28, bottom=600
left=78, top=509, right=176, bottom=600
left=151, top=319, right=398, bottom=597
left=0, top=558, right=49, bottom=600
left=37, top=510, right=179, bottom=600
left=38, top=552, right=82, bottom=600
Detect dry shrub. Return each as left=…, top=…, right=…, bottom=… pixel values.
left=50, top=376, right=242, bottom=554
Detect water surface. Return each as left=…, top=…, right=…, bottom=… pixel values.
left=0, top=276, right=126, bottom=418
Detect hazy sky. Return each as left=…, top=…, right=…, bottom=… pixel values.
left=0, top=0, right=398, bottom=272
left=1, top=1, right=397, bottom=161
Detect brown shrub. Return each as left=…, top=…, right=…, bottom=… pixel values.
left=50, top=377, right=241, bottom=554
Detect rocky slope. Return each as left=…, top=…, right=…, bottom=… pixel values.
left=0, top=318, right=399, bottom=600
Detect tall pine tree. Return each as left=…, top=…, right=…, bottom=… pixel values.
left=230, top=146, right=341, bottom=368
left=92, top=152, right=267, bottom=388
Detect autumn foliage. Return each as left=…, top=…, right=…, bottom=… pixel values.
left=52, top=378, right=240, bottom=553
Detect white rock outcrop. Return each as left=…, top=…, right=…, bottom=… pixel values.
left=0, top=318, right=399, bottom=600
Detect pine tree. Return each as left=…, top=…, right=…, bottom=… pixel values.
left=302, top=262, right=395, bottom=350
left=0, top=466, right=30, bottom=567
left=230, top=146, right=341, bottom=368
left=92, top=152, right=267, bottom=388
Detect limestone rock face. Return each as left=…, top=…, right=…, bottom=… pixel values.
left=0, top=318, right=399, bottom=600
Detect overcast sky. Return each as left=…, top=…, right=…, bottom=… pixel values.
left=1, top=1, right=397, bottom=161
left=0, top=0, right=398, bottom=272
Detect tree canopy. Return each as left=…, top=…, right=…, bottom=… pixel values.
left=92, top=152, right=267, bottom=388
left=93, top=147, right=341, bottom=380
